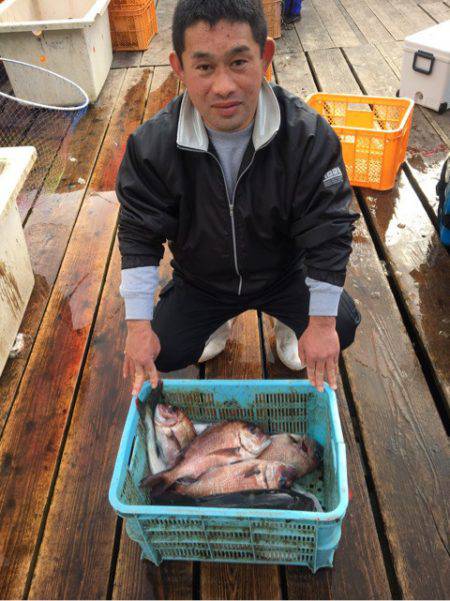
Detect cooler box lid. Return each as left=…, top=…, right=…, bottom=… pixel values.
left=403, top=20, right=450, bottom=64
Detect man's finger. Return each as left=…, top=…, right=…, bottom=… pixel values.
left=123, top=354, right=133, bottom=379
left=133, top=365, right=146, bottom=397
left=306, top=359, right=316, bottom=389
left=147, top=360, right=160, bottom=389
left=326, top=356, right=338, bottom=390
left=315, top=359, right=325, bottom=392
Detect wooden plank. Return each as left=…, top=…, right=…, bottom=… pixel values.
left=273, top=29, right=317, bottom=99
left=0, top=68, right=126, bottom=440
left=338, top=0, right=394, bottom=43
left=308, top=48, right=360, bottom=94
left=112, top=68, right=196, bottom=601
left=344, top=44, right=448, bottom=214
left=113, top=539, right=195, bottom=601
left=0, top=67, right=153, bottom=601
left=112, top=51, right=144, bottom=69
left=140, top=0, right=177, bottom=66
left=343, top=197, right=450, bottom=600
left=200, top=312, right=282, bottom=601
left=363, top=0, right=414, bottom=40
left=262, top=315, right=392, bottom=600
left=310, top=0, right=362, bottom=47
left=294, top=1, right=335, bottom=51
left=419, top=0, right=450, bottom=20
left=389, top=0, right=437, bottom=30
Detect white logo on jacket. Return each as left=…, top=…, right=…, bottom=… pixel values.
left=323, top=167, right=343, bottom=188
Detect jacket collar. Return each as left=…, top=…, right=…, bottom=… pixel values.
left=176, top=79, right=281, bottom=152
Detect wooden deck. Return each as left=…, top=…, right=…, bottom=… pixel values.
left=0, top=0, right=449, bottom=598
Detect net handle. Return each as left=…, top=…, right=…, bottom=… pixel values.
left=0, top=57, right=89, bottom=111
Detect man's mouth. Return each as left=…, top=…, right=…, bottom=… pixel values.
left=212, top=101, right=241, bottom=116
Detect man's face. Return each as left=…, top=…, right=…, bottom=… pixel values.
left=170, top=20, right=275, bottom=132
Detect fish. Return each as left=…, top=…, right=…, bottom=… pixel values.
left=153, top=489, right=321, bottom=511
left=259, top=433, right=323, bottom=477
left=136, top=381, right=167, bottom=475
left=170, top=460, right=298, bottom=497
left=140, top=420, right=272, bottom=494
left=154, top=403, right=196, bottom=468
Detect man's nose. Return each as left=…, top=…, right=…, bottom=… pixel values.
left=210, top=66, right=236, bottom=97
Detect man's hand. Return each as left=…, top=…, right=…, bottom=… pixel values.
left=124, top=320, right=161, bottom=395
left=298, top=316, right=339, bottom=392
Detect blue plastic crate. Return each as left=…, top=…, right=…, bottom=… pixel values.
left=109, top=379, right=348, bottom=572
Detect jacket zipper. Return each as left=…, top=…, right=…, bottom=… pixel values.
left=208, top=152, right=255, bottom=295
left=178, top=134, right=276, bottom=295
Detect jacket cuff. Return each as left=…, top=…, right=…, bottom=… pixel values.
left=306, top=277, right=343, bottom=316
left=120, top=266, right=159, bottom=320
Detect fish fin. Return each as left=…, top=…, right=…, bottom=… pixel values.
left=243, top=466, right=261, bottom=478
left=173, top=475, right=198, bottom=486
left=208, top=447, right=241, bottom=457
left=140, top=472, right=171, bottom=496
left=149, top=380, right=165, bottom=414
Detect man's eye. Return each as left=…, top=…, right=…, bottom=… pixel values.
left=197, top=64, right=212, bottom=72
left=232, top=60, right=247, bottom=67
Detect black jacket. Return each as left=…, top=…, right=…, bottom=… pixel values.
left=116, top=81, right=358, bottom=296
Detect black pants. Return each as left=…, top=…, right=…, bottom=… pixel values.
left=152, top=272, right=361, bottom=372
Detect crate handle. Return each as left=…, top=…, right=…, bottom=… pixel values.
left=412, top=50, right=435, bottom=75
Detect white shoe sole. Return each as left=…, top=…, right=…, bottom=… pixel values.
left=274, top=319, right=305, bottom=371
left=198, top=319, right=234, bottom=363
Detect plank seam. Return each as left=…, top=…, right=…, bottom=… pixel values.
left=418, top=3, right=441, bottom=20
left=339, top=359, right=402, bottom=599
left=0, top=69, right=129, bottom=444
left=106, top=518, right=124, bottom=600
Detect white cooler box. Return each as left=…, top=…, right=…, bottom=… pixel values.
left=0, top=0, right=113, bottom=104
left=399, top=20, right=450, bottom=114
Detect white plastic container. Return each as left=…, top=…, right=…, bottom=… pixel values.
left=0, top=147, right=36, bottom=377
left=400, top=20, right=450, bottom=114
left=0, top=0, right=113, bottom=104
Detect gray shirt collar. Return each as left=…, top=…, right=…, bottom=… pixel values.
left=176, top=79, right=281, bottom=152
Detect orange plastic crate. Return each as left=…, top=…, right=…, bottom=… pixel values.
left=307, top=93, right=414, bottom=191
left=263, top=0, right=282, bottom=39
left=109, top=0, right=158, bottom=51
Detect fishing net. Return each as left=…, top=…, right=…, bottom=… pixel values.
left=0, top=57, right=89, bottom=216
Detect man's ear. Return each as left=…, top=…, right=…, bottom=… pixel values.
left=169, top=51, right=184, bottom=82
left=262, top=38, right=276, bottom=70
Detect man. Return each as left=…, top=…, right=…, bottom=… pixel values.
left=117, top=0, right=361, bottom=396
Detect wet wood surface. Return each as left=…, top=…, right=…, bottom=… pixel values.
left=0, top=69, right=126, bottom=440
left=344, top=198, right=449, bottom=599
left=0, top=67, right=152, bottom=600
left=262, top=316, right=392, bottom=600
left=308, top=45, right=450, bottom=413
left=1, top=0, right=449, bottom=598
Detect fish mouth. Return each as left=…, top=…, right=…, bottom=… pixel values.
left=278, top=465, right=298, bottom=488
left=154, top=403, right=179, bottom=425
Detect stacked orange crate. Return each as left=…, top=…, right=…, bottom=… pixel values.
left=108, top=0, right=158, bottom=51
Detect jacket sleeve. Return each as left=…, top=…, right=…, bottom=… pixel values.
left=116, top=132, right=177, bottom=269
left=290, top=115, right=359, bottom=286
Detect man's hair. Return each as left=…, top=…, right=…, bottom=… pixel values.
left=172, top=0, right=268, bottom=60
